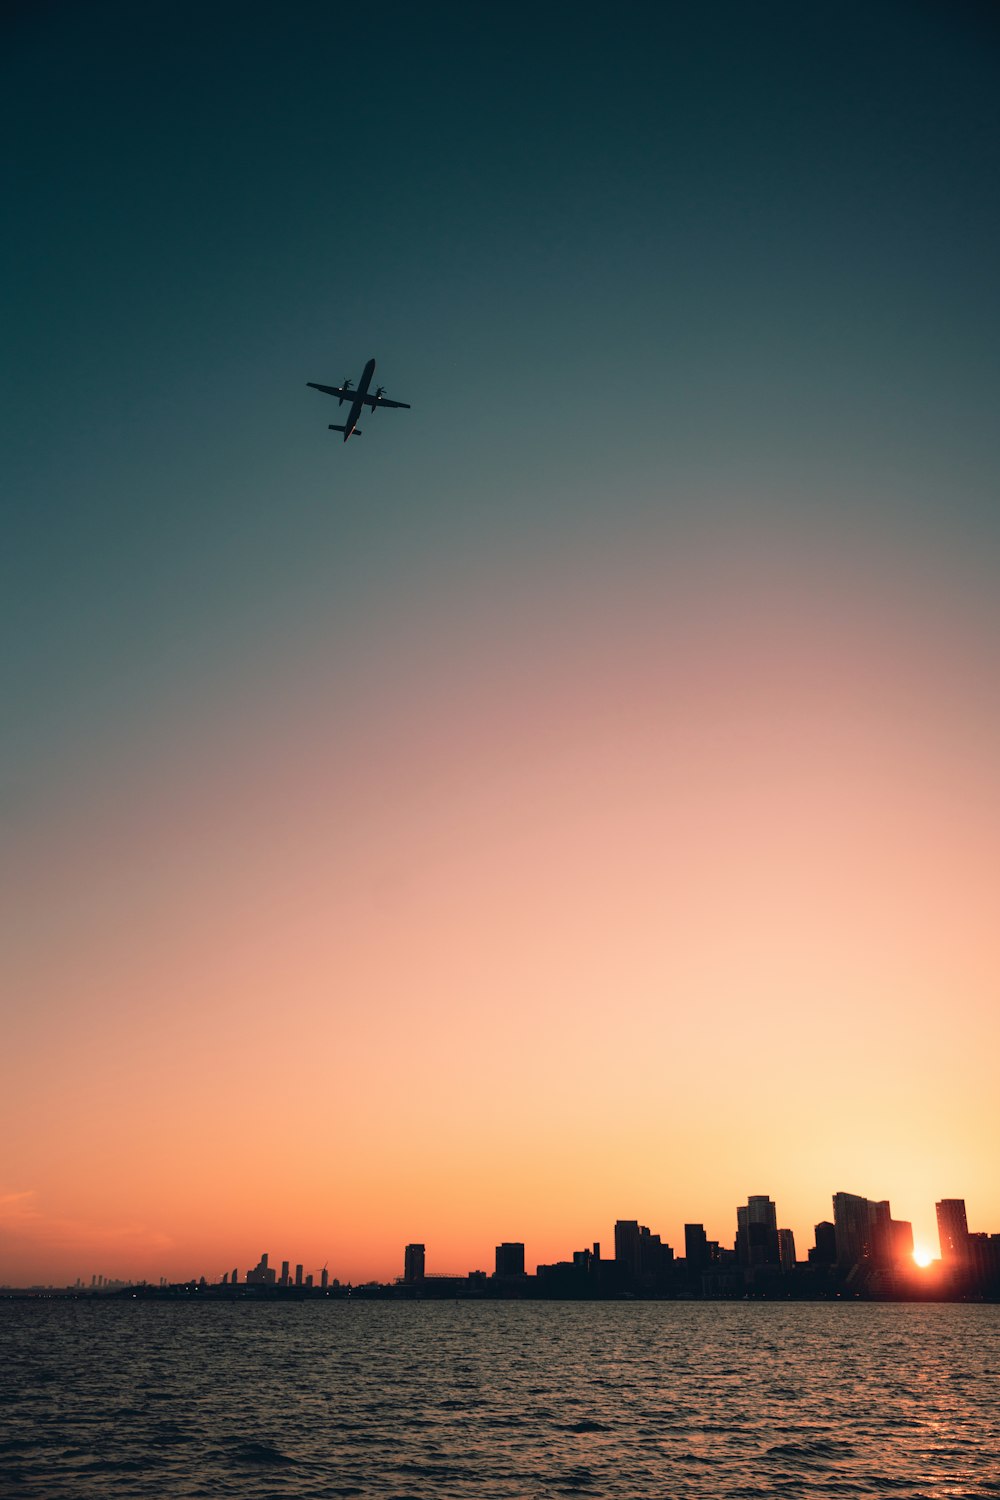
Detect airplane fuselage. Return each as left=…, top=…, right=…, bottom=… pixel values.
left=307, top=356, right=409, bottom=441
left=340, top=357, right=376, bottom=440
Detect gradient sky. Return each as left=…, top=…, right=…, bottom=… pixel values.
left=2, top=1, right=999, bottom=1286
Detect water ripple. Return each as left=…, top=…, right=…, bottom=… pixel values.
left=0, top=1300, right=998, bottom=1497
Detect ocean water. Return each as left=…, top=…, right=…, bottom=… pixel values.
left=2, top=1299, right=998, bottom=1498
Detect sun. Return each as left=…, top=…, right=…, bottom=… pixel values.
left=913, top=1246, right=935, bottom=1269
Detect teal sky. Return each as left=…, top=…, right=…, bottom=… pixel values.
left=4, top=1, right=998, bottom=813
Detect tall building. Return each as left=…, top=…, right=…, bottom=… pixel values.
left=809, top=1221, right=836, bottom=1265
left=833, top=1191, right=909, bottom=1270
left=614, top=1220, right=672, bottom=1283
left=295, top=1263, right=303, bottom=1287
left=887, top=1218, right=914, bottom=1263
left=404, top=1243, right=425, bottom=1283
left=685, top=1224, right=709, bottom=1269
left=280, top=1260, right=290, bottom=1287
left=640, top=1226, right=673, bottom=1276
left=966, top=1232, right=1000, bottom=1287
left=777, top=1228, right=796, bottom=1273
left=495, top=1243, right=525, bottom=1278
left=936, top=1200, right=969, bottom=1265
left=246, top=1252, right=276, bottom=1286
left=615, top=1220, right=642, bottom=1280
left=736, top=1196, right=779, bottom=1267
left=833, top=1192, right=877, bottom=1267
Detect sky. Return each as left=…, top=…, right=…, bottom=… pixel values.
left=2, top=0, right=999, bottom=1286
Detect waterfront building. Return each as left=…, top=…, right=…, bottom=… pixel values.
left=967, top=1232, right=1000, bottom=1287
left=685, top=1224, right=709, bottom=1269
left=778, top=1228, right=796, bottom=1272
left=614, top=1220, right=673, bottom=1285
left=833, top=1192, right=884, bottom=1268
left=495, top=1242, right=525, bottom=1278
left=809, top=1221, right=836, bottom=1265
left=936, top=1200, right=970, bottom=1265
left=639, top=1226, right=672, bottom=1277
left=614, top=1220, right=642, bottom=1279
left=887, top=1217, right=914, bottom=1262
left=404, top=1243, right=425, bottom=1282
left=736, top=1196, right=780, bottom=1267
left=832, top=1192, right=913, bottom=1272
left=246, top=1252, right=276, bottom=1287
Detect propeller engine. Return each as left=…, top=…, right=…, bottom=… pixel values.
left=373, top=384, right=386, bottom=410
left=339, top=376, right=353, bottom=407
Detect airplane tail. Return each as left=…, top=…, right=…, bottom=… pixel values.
left=328, top=424, right=361, bottom=436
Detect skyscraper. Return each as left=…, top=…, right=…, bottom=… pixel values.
left=832, top=1191, right=905, bottom=1269
left=936, top=1200, right=969, bottom=1265
left=736, top=1196, right=780, bottom=1267
left=684, top=1224, right=709, bottom=1269
left=404, top=1243, right=425, bottom=1282
left=246, top=1252, right=276, bottom=1287
left=810, top=1221, right=836, bottom=1265
left=886, top=1217, right=914, bottom=1263
left=777, top=1228, right=796, bottom=1272
left=495, top=1243, right=525, bottom=1278
left=614, top=1220, right=642, bottom=1280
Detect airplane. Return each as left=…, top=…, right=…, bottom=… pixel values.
left=307, top=357, right=410, bottom=441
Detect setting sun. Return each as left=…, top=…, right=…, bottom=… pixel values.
left=913, top=1247, right=936, bottom=1269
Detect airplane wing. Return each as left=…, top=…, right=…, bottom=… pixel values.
left=364, top=394, right=411, bottom=410
left=307, top=382, right=354, bottom=398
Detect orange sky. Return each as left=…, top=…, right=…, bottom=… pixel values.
left=3, top=518, right=998, bottom=1285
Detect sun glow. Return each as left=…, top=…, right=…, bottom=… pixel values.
left=913, top=1246, right=935, bottom=1269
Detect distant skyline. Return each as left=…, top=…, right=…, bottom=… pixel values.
left=3, top=1179, right=993, bottom=1291
left=9, top=1181, right=997, bottom=1292
left=3, top=2, right=999, bottom=1288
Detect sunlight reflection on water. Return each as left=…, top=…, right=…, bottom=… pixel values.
left=2, top=1300, right=999, bottom=1498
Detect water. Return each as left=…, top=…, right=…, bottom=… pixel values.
left=2, top=1299, right=998, bottom=1498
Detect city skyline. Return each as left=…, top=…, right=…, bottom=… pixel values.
left=7, top=1186, right=997, bottom=1293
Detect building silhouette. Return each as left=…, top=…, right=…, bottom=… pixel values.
left=495, top=1243, right=525, bottom=1278
left=886, top=1216, right=914, bottom=1263
left=833, top=1192, right=883, bottom=1268
left=936, top=1200, right=969, bottom=1265
left=833, top=1191, right=913, bottom=1280
left=736, top=1196, right=779, bottom=1267
left=246, top=1252, right=276, bottom=1286
left=685, top=1224, right=710, bottom=1269
left=809, top=1221, right=836, bottom=1265
left=614, top=1220, right=642, bottom=1280
left=404, top=1244, right=425, bottom=1283
left=613, top=1219, right=674, bottom=1287
left=778, top=1228, right=796, bottom=1272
